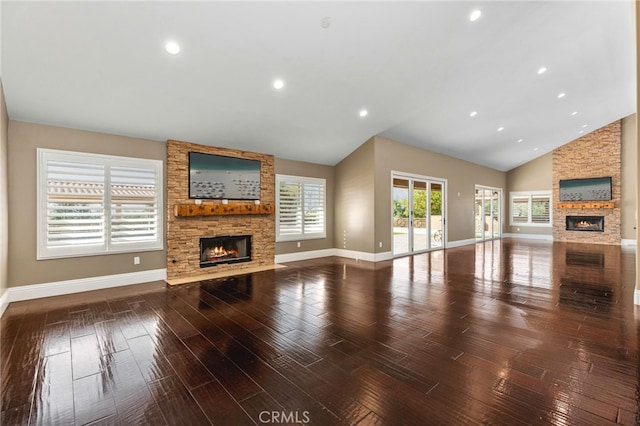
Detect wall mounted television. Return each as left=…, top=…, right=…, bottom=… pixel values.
left=189, top=152, right=261, bottom=200
left=559, top=177, right=612, bottom=201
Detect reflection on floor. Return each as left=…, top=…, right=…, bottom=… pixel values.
left=1, top=240, right=638, bottom=425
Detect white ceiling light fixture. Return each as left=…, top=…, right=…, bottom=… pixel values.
left=537, top=66, right=548, bottom=75
left=359, top=109, right=369, bottom=118
left=557, top=92, right=566, bottom=99
left=497, top=126, right=504, bottom=132
left=578, top=130, right=584, bottom=134
left=273, top=79, right=285, bottom=90
left=469, top=111, right=478, bottom=117
left=571, top=111, right=578, bottom=116
left=582, top=124, right=587, bottom=128
left=533, top=147, right=539, bottom=151
left=165, top=41, right=181, bottom=55
left=469, top=9, right=482, bottom=22
left=517, top=138, right=524, bottom=143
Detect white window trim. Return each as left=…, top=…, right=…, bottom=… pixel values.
left=37, top=148, right=164, bottom=259
left=509, top=190, right=552, bottom=227
left=276, top=174, right=327, bottom=242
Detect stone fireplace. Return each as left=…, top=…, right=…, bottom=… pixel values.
left=166, top=140, right=275, bottom=282
left=552, top=120, right=621, bottom=244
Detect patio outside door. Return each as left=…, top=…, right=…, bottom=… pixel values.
left=393, top=174, right=445, bottom=256
left=475, top=186, right=502, bottom=241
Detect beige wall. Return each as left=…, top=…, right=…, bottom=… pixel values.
left=335, top=138, right=376, bottom=253
left=621, top=114, right=637, bottom=240
left=0, top=81, right=8, bottom=299
left=8, top=121, right=166, bottom=288
left=373, top=136, right=506, bottom=246
left=274, top=158, right=335, bottom=254
left=505, top=152, right=553, bottom=236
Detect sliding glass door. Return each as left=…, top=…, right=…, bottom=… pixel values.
left=475, top=186, right=502, bottom=241
left=393, top=174, right=446, bottom=256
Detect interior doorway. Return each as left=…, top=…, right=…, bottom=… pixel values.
left=475, top=186, right=502, bottom=241
left=392, top=173, right=445, bottom=256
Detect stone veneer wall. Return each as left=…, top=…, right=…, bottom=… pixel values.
left=552, top=121, right=621, bottom=244
left=166, top=140, right=275, bottom=280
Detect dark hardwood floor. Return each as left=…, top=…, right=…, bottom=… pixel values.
left=1, top=240, right=639, bottom=425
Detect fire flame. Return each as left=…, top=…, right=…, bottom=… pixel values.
left=209, top=246, right=239, bottom=259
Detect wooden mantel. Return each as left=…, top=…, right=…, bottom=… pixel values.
left=174, top=203, right=275, bottom=217
left=556, top=202, right=615, bottom=209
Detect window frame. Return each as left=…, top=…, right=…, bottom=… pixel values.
left=275, top=174, right=327, bottom=242
left=37, top=148, right=164, bottom=260
left=509, top=190, right=552, bottom=227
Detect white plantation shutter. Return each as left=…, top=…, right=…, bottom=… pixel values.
left=276, top=175, right=326, bottom=241
left=531, top=195, right=551, bottom=224
left=509, top=191, right=551, bottom=227
left=511, top=196, right=530, bottom=223
left=110, top=165, right=160, bottom=244
left=38, top=149, right=163, bottom=259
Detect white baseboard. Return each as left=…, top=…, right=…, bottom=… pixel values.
left=503, top=233, right=554, bottom=241
left=275, top=249, right=337, bottom=263
left=276, top=248, right=395, bottom=264
left=446, top=238, right=477, bottom=248
left=0, top=289, right=9, bottom=318
left=635, top=289, right=640, bottom=306
left=2, top=269, right=167, bottom=312
left=621, top=239, right=637, bottom=247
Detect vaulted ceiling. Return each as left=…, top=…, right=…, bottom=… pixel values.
left=1, top=1, right=635, bottom=171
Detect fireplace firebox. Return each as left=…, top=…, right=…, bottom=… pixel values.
left=566, top=216, right=604, bottom=232
left=200, top=235, right=252, bottom=268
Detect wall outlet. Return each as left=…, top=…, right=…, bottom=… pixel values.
left=297, top=242, right=301, bottom=248
left=134, top=256, right=140, bottom=265
left=379, top=242, right=382, bottom=248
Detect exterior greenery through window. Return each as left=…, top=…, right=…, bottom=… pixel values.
left=276, top=175, right=326, bottom=242
left=393, top=190, right=442, bottom=218
left=510, top=191, right=552, bottom=226
left=37, top=149, right=163, bottom=259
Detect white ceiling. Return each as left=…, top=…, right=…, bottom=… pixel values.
left=1, top=1, right=636, bottom=171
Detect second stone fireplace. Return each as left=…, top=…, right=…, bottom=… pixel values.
left=200, top=235, right=252, bottom=268
left=566, top=216, right=604, bottom=232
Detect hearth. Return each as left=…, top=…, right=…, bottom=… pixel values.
left=200, top=235, right=252, bottom=268
left=565, top=216, right=604, bottom=232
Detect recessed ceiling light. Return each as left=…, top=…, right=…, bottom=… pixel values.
left=359, top=109, right=369, bottom=118
left=533, top=147, right=539, bottom=151
left=470, top=111, right=478, bottom=117
left=273, top=79, right=285, bottom=90
left=517, top=139, right=524, bottom=143
left=165, top=41, right=181, bottom=55
left=578, top=130, right=584, bottom=134
left=571, top=111, right=578, bottom=116
left=582, top=124, right=587, bottom=128
left=497, top=126, right=504, bottom=132
left=557, top=92, right=566, bottom=99
left=469, top=9, right=482, bottom=22
left=537, top=67, right=547, bottom=75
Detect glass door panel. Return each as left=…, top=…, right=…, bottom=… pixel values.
left=475, top=186, right=502, bottom=241
left=430, top=183, right=443, bottom=248
left=412, top=180, right=428, bottom=252
left=393, top=178, right=410, bottom=256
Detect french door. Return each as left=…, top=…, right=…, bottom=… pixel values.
left=475, top=186, right=502, bottom=241
left=392, top=173, right=445, bottom=256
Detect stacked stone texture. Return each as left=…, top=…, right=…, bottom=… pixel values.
left=552, top=121, right=621, bottom=244
left=166, top=140, right=275, bottom=280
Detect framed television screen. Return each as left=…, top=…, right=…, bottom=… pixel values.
left=189, top=152, right=261, bottom=200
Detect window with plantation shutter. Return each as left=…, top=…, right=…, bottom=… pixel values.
left=38, top=149, right=163, bottom=259
left=509, top=191, right=552, bottom=227
left=276, top=175, right=326, bottom=241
